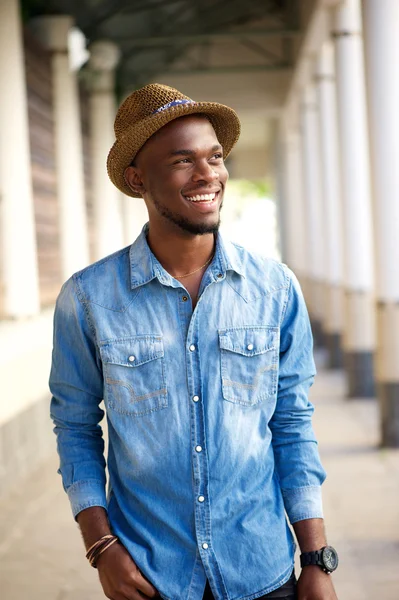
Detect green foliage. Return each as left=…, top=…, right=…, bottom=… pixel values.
left=228, top=178, right=272, bottom=199
left=225, top=178, right=273, bottom=220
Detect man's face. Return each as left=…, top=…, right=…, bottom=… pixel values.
left=125, top=115, right=229, bottom=235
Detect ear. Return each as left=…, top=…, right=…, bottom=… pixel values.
left=124, top=166, right=146, bottom=196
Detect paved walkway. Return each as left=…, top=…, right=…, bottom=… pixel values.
left=1, top=351, right=398, bottom=599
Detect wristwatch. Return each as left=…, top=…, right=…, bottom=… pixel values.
left=300, top=546, right=339, bottom=574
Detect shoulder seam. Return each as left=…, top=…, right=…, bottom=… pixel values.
left=73, top=245, right=131, bottom=279
left=279, top=265, right=293, bottom=327
left=72, top=275, right=98, bottom=342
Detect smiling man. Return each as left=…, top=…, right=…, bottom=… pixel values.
left=49, top=84, right=338, bottom=600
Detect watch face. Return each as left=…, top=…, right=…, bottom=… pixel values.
left=322, top=546, right=338, bottom=572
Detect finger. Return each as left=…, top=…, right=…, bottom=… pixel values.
left=121, top=589, right=154, bottom=600
left=134, top=569, right=160, bottom=598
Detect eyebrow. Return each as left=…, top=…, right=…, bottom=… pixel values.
left=168, top=144, right=222, bottom=157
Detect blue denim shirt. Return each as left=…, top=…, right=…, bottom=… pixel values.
left=49, top=222, right=326, bottom=600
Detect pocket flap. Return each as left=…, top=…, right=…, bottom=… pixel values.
left=218, top=327, right=278, bottom=357
left=100, top=335, right=164, bottom=367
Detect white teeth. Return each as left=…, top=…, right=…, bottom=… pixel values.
left=185, top=193, right=216, bottom=202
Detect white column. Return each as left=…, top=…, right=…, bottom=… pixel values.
left=315, top=40, right=345, bottom=368
left=30, top=16, right=90, bottom=279
left=362, top=0, right=399, bottom=444
left=273, top=122, right=288, bottom=264
left=300, top=82, right=326, bottom=346
left=280, top=127, right=307, bottom=280
left=122, top=194, right=148, bottom=246
left=333, top=0, right=375, bottom=397
left=0, top=0, right=40, bottom=318
left=88, top=40, right=124, bottom=259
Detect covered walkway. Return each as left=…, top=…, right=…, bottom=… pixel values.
left=1, top=353, right=398, bottom=600
left=1, top=0, right=399, bottom=598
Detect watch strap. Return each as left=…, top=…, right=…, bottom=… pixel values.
left=300, top=549, right=324, bottom=568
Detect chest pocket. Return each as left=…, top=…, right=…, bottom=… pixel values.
left=99, top=335, right=167, bottom=416
left=218, top=326, right=279, bottom=406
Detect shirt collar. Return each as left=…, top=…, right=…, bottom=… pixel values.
left=129, top=222, right=245, bottom=290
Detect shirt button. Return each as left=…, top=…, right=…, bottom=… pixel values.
left=198, top=495, right=205, bottom=502
left=195, top=445, right=202, bottom=453
left=202, top=542, right=209, bottom=549
left=128, top=355, right=136, bottom=362
left=182, top=295, right=188, bottom=302
left=189, top=344, right=196, bottom=351
left=247, top=344, right=254, bottom=351
left=192, top=395, right=200, bottom=402
left=217, top=273, right=223, bottom=278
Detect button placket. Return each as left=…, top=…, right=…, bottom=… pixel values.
left=184, top=290, right=220, bottom=585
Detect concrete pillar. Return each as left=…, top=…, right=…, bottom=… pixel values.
left=0, top=0, right=40, bottom=318
left=30, top=16, right=90, bottom=279
left=362, top=0, right=399, bottom=444
left=88, top=40, right=124, bottom=259
left=300, top=83, right=326, bottom=347
left=315, top=40, right=345, bottom=368
left=280, top=127, right=307, bottom=281
left=122, top=194, right=148, bottom=246
left=333, top=0, right=375, bottom=397
left=272, top=122, right=288, bottom=264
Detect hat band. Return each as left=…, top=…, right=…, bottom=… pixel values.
left=152, top=99, right=195, bottom=115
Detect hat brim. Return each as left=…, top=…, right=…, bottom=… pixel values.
left=107, top=101, right=241, bottom=198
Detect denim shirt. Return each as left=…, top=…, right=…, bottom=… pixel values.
left=49, top=222, right=326, bottom=600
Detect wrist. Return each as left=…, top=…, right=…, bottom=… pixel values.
left=86, top=534, right=120, bottom=568
left=300, top=545, right=339, bottom=574
left=95, top=538, right=121, bottom=568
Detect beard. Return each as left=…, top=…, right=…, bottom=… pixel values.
left=152, top=194, right=223, bottom=235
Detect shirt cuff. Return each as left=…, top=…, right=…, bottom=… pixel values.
left=66, top=479, right=108, bottom=521
left=282, top=485, right=324, bottom=524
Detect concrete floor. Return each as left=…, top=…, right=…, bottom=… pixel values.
left=1, top=351, right=398, bottom=600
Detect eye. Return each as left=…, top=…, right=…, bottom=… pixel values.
left=175, top=158, right=191, bottom=164
left=211, top=153, right=223, bottom=160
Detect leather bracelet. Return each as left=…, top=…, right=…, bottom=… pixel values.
left=86, top=534, right=119, bottom=568
left=90, top=537, right=119, bottom=568
left=86, top=534, right=114, bottom=558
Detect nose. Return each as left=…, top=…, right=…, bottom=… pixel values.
left=191, top=160, right=219, bottom=183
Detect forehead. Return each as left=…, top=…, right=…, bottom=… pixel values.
left=142, top=114, right=220, bottom=156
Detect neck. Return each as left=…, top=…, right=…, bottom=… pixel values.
left=146, top=220, right=216, bottom=277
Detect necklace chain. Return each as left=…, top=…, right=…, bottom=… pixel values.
left=173, top=253, right=215, bottom=278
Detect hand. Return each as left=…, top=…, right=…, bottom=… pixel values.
left=96, top=540, right=161, bottom=599
left=297, top=566, right=338, bottom=600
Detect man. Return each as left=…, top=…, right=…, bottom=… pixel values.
left=49, top=84, right=338, bottom=600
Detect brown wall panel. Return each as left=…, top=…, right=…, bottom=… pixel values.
left=24, top=28, right=62, bottom=309
left=80, top=83, right=95, bottom=263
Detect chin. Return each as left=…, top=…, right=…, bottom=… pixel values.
left=179, top=218, right=220, bottom=236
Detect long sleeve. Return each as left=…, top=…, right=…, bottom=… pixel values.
left=49, top=276, right=107, bottom=520
left=270, top=267, right=327, bottom=524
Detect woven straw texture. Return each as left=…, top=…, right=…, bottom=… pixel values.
left=107, top=83, right=241, bottom=198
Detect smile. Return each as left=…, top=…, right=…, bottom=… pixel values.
left=184, top=191, right=218, bottom=203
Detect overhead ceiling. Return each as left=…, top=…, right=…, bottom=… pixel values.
left=22, top=0, right=302, bottom=93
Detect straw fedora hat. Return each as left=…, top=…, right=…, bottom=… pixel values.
left=107, top=83, right=241, bottom=198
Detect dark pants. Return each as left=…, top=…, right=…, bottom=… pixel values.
left=202, top=570, right=297, bottom=600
